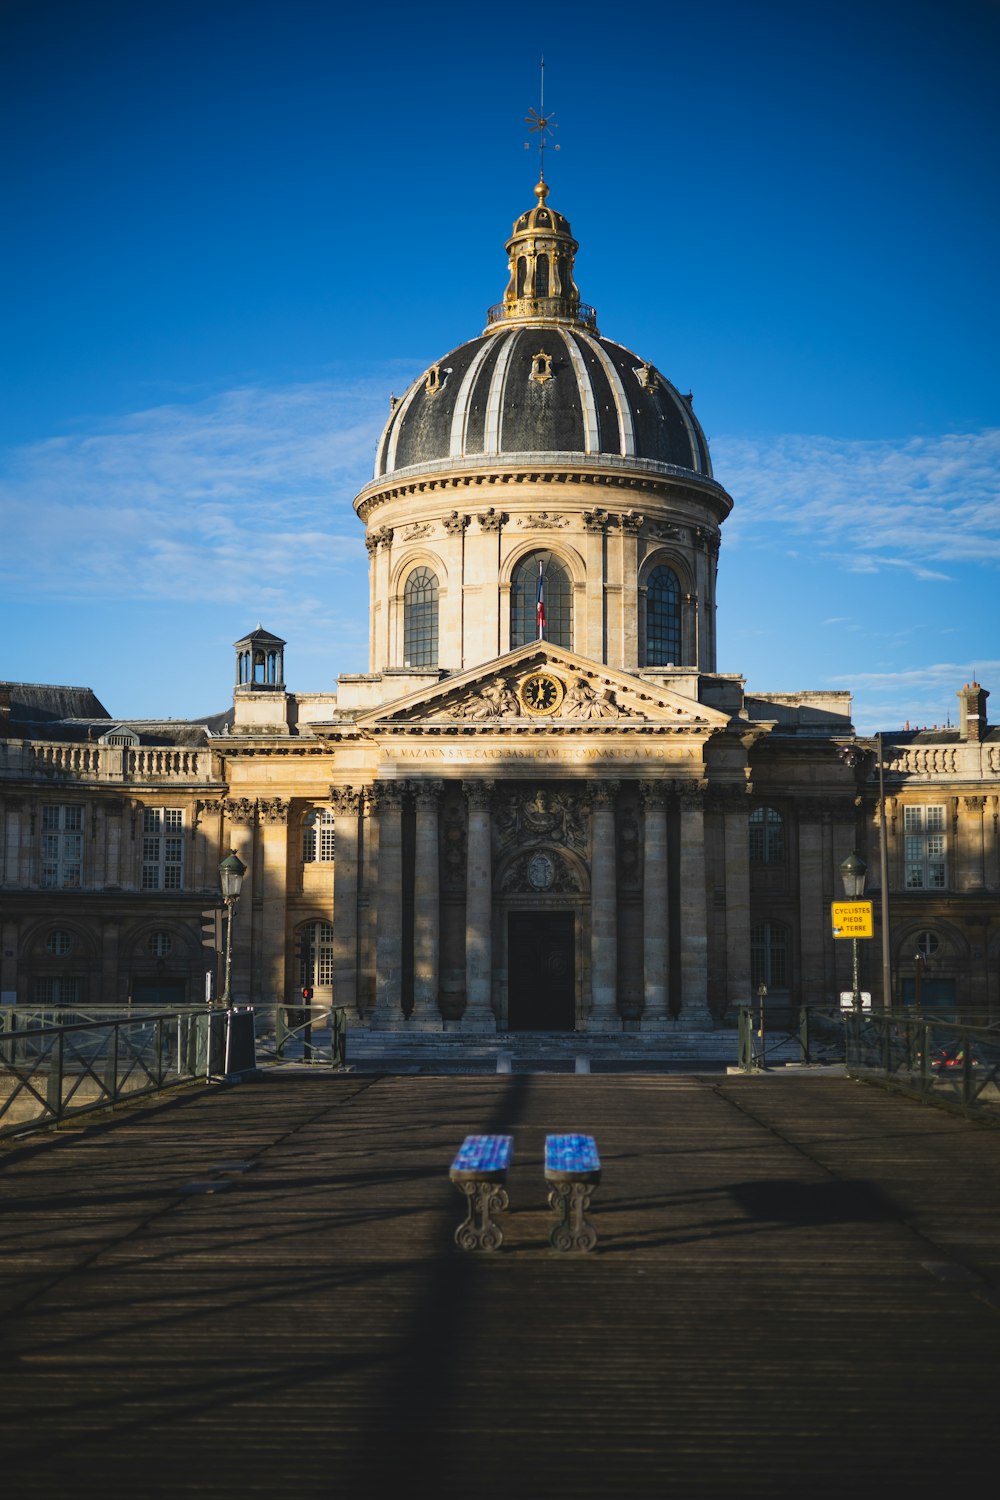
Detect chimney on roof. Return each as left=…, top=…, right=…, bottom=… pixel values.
left=957, top=681, right=989, bottom=742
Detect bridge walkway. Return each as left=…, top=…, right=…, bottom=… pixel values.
left=1, top=1072, right=998, bottom=1497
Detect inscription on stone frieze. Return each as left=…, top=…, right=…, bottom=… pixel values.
left=391, top=745, right=695, bottom=762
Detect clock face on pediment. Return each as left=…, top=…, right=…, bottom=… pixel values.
left=519, top=671, right=565, bottom=716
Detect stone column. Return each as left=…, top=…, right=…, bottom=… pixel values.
left=640, top=783, right=669, bottom=1030
left=223, top=798, right=257, bottom=1005
left=372, top=784, right=405, bottom=1027
left=677, top=781, right=712, bottom=1026
left=589, top=780, right=621, bottom=1031
left=619, top=512, right=642, bottom=669
left=721, top=786, right=751, bottom=1016
left=258, top=800, right=289, bottom=1004
left=412, top=780, right=443, bottom=1029
left=582, top=511, right=608, bottom=661
left=463, top=781, right=496, bottom=1032
left=330, top=786, right=363, bottom=1025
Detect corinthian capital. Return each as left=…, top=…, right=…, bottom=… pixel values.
left=329, top=785, right=362, bottom=816
left=464, top=779, right=494, bottom=811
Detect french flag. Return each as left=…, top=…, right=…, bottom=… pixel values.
left=536, top=560, right=546, bottom=639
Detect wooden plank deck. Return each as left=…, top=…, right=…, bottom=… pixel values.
left=2, top=1072, right=999, bottom=1497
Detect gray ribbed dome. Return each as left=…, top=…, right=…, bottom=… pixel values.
left=375, top=327, right=712, bottom=479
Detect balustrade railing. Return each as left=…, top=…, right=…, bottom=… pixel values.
left=0, top=740, right=213, bottom=783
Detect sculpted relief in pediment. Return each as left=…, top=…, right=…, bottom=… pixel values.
left=442, top=670, right=628, bottom=723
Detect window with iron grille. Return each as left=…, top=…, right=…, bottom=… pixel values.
left=750, top=921, right=790, bottom=990
left=749, top=806, right=785, bottom=863
left=903, top=805, right=946, bottom=889
left=645, top=565, right=681, bottom=665
left=32, top=975, right=81, bottom=1004
left=511, top=551, right=572, bottom=649
left=403, top=566, right=439, bottom=668
left=142, top=808, right=184, bottom=890
left=40, top=805, right=83, bottom=889
left=46, top=929, right=74, bottom=956
left=303, top=809, right=336, bottom=864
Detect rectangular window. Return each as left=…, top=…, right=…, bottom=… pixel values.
left=39, top=805, right=84, bottom=888
left=303, top=810, right=335, bottom=865
left=32, top=976, right=81, bottom=1005
left=904, top=805, right=947, bottom=889
left=141, top=807, right=184, bottom=891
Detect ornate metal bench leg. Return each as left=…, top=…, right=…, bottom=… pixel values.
left=454, top=1178, right=509, bottom=1251
left=548, top=1180, right=598, bottom=1252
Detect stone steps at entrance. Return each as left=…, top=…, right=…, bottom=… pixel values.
left=344, top=1026, right=789, bottom=1071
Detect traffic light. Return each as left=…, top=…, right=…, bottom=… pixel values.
left=301, top=986, right=314, bottom=1002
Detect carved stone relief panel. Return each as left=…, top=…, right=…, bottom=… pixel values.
left=499, top=848, right=581, bottom=894
left=494, top=786, right=589, bottom=857
left=440, top=791, right=467, bottom=894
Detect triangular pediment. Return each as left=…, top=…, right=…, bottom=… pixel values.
left=355, top=643, right=731, bottom=734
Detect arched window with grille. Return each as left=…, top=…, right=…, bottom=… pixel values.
left=751, top=921, right=790, bottom=992
left=645, top=565, right=681, bottom=666
left=403, top=566, right=439, bottom=668
left=511, top=552, right=572, bottom=649
left=749, top=806, right=785, bottom=864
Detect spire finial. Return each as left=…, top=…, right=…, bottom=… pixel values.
left=524, top=56, right=559, bottom=182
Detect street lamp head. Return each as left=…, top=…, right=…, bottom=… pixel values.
left=219, top=849, right=247, bottom=900
left=840, top=850, right=868, bottom=899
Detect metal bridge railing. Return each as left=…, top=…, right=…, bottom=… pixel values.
left=252, top=1004, right=347, bottom=1067
left=737, top=1005, right=846, bottom=1071
left=844, top=1012, right=1000, bottom=1121
left=0, top=1009, right=217, bottom=1138
left=0, top=1002, right=349, bottom=1139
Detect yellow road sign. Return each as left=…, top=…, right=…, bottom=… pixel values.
left=831, top=900, right=874, bottom=939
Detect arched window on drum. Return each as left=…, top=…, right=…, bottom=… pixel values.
left=403, top=566, right=439, bottom=668
left=511, top=552, right=572, bottom=650
left=645, top=565, right=681, bottom=666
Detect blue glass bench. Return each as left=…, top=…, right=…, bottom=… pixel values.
left=449, top=1134, right=514, bottom=1251
left=545, top=1133, right=601, bottom=1252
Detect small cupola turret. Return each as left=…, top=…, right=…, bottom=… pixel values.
left=234, top=626, right=286, bottom=693
left=485, top=177, right=596, bottom=334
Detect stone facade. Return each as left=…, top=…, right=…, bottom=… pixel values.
left=2, top=183, right=998, bottom=1026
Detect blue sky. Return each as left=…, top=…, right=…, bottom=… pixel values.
left=2, top=0, right=997, bottom=733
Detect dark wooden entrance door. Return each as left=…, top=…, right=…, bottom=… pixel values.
left=507, top=911, right=576, bottom=1031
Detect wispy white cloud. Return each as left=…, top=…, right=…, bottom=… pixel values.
left=0, top=381, right=390, bottom=614
left=713, top=429, right=1000, bottom=571
left=2, top=386, right=998, bottom=730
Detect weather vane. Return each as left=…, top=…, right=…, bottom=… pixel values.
left=524, top=56, right=559, bottom=180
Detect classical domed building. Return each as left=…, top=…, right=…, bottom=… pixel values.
left=2, top=176, right=998, bottom=1028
